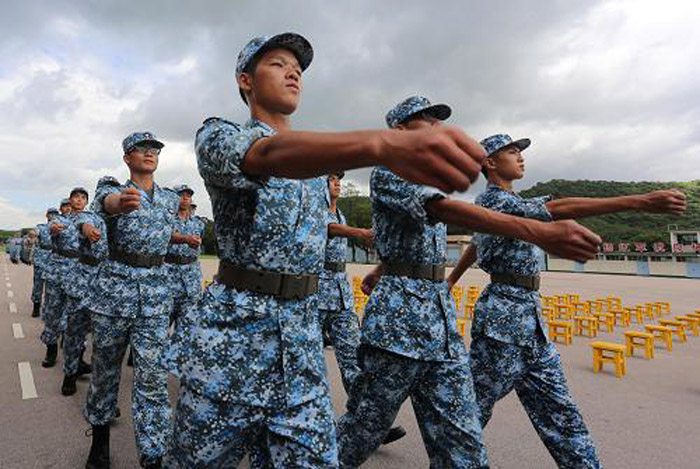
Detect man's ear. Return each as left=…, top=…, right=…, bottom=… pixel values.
left=238, top=72, right=253, bottom=95
left=484, top=156, right=498, bottom=172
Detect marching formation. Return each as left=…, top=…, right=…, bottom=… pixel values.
left=22, top=32, right=686, bottom=469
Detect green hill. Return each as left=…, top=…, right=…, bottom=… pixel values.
left=519, top=179, right=700, bottom=243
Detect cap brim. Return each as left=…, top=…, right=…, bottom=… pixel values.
left=178, top=189, right=194, bottom=196
left=141, top=139, right=165, bottom=149
left=264, top=32, right=314, bottom=72
left=512, top=138, right=531, bottom=151
left=422, top=103, right=452, bottom=122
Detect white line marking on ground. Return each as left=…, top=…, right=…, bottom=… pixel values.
left=9, top=302, right=17, bottom=313
left=7, top=290, right=13, bottom=298
left=18, top=362, right=38, bottom=399
left=6, top=282, right=11, bottom=288
left=12, top=323, right=24, bottom=339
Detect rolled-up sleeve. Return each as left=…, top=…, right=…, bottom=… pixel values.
left=371, top=167, right=445, bottom=224
left=195, top=118, right=268, bottom=190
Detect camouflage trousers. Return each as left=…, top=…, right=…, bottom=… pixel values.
left=62, top=296, right=91, bottom=376
left=470, top=335, right=602, bottom=469
left=337, top=346, right=488, bottom=468
left=31, top=265, right=45, bottom=304
left=319, top=306, right=361, bottom=393
left=167, top=391, right=338, bottom=468
left=163, top=297, right=198, bottom=378
left=84, top=313, right=171, bottom=460
left=40, top=280, right=67, bottom=346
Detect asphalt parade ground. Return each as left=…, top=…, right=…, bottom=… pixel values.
left=2, top=257, right=699, bottom=468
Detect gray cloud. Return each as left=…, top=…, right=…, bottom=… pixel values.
left=0, top=0, right=698, bottom=229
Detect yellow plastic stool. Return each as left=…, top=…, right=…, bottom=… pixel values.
left=624, top=331, right=654, bottom=359
left=591, top=342, right=627, bottom=378
left=574, top=316, right=598, bottom=338
left=541, top=306, right=555, bottom=323
left=658, top=319, right=687, bottom=343
left=572, top=301, right=589, bottom=317
left=610, top=309, right=631, bottom=327
left=593, top=313, right=615, bottom=333
left=456, top=318, right=468, bottom=337
left=645, top=325, right=673, bottom=351
left=548, top=320, right=573, bottom=345
left=676, top=316, right=700, bottom=337
left=554, top=303, right=573, bottom=320
left=656, top=302, right=671, bottom=316
left=626, top=306, right=644, bottom=324
left=464, top=303, right=475, bottom=320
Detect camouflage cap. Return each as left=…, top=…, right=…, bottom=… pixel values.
left=69, top=186, right=89, bottom=199
left=236, top=32, right=313, bottom=103
left=327, top=171, right=345, bottom=180
left=122, top=131, right=164, bottom=154
left=60, top=198, right=70, bottom=207
left=385, top=95, right=451, bottom=129
left=46, top=207, right=59, bottom=215
left=480, top=134, right=531, bottom=157
left=173, top=184, right=194, bottom=195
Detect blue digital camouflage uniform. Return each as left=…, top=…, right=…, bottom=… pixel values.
left=336, top=166, right=488, bottom=468
left=40, top=213, right=73, bottom=346
left=167, top=117, right=337, bottom=468
left=83, top=176, right=179, bottom=461
left=7, top=237, right=21, bottom=263
left=48, top=209, right=92, bottom=377
left=62, top=210, right=109, bottom=377
left=470, top=182, right=601, bottom=468
left=31, top=221, right=53, bottom=304
left=318, top=208, right=361, bottom=393
left=163, top=205, right=204, bottom=377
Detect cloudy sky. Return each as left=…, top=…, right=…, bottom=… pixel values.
left=1, top=0, right=698, bottom=229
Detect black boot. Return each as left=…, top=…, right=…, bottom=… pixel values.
left=77, top=350, right=92, bottom=376
left=85, top=424, right=110, bottom=469
left=139, top=455, right=162, bottom=469
left=382, top=426, right=407, bottom=445
left=42, top=344, right=58, bottom=368
left=61, top=374, right=78, bottom=396
left=32, top=302, right=41, bottom=318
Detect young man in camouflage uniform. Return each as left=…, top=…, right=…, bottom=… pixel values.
left=61, top=189, right=110, bottom=396
left=48, top=187, right=94, bottom=395
left=337, top=96, right=603, bottom=468
left=40, top=198, right=72, bottom=368
left=83, top=132, right=189, bottom=469
left=162, top=183, right=204, bottom=377
left=447, top=133, right=687, bottom=469
left=168, top=33, right=490, bottom=468
left=31, top=208, right=58, bottom=317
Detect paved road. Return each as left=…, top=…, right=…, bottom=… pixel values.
left=2, top=257, right=699, bottom=468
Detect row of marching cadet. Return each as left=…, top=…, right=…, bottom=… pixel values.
left=351, top=278, right=700, bottom=379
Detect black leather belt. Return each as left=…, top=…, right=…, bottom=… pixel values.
left=217, top=261, right=319, bottom=300
left=165, top=254, right=198, bottom=265
left=384, top=262, right=446, bottom=281
left=79, top=255, right=101, bottom=267
left=323, top=261, right=346, bottom=272
left=109, top=250, right=164, bottom=268
left=55, top=248, right=80, bottom=259
left=490, top=273, right=540, bottom=291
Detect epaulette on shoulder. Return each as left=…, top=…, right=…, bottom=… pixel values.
left=96, top=175, right=120, bottom=189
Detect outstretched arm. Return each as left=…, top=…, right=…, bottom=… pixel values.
left=328, top=224, right=374, bottom=247
left=243, top=126, right=486, bottom=194
left=426, top=198, right=601, bottom=263
left=546, top=190, right=686, bottom=220
left=447, top=244, right=477, bottom=290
